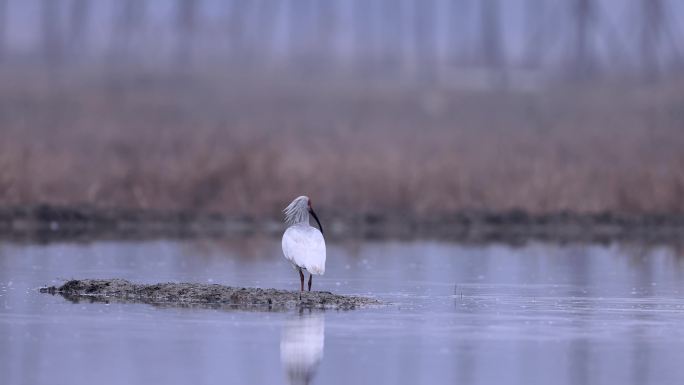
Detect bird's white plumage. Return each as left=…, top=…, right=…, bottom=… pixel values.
left=282, top=224, right=326, bottom=275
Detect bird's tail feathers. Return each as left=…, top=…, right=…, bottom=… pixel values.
left=306, top=264, right=325, bottom=275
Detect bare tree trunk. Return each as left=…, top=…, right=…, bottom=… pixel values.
left=111, top=0, right=145, bottom=67
left=289, top=0, right=319, bottom=68
left=316, top=0, right=338, bottom=69
left=227, top=0, right=250, bottom=64
left=571, top=0, right=595, bottom=79
left=641, top=0, right=663, bottom=80
left=352, top=0, right=374, bottom=72
left=69, top=0, right=90, bottom=60
left=524, top=0, right=545, bottom=68
left=663, top=5, right=684, bottom=72
left=254, top=0, right=278, bottom=63
left=479, top=0, right=507, bottom=87
left=378, top=0, right=402, bottom=74
left=0, top=0, right=7, bottom=62
left=413, top=0, right=436, bottom=82
left=176, top=0, right=199, bottom=68
left=41, top=0, right=64, bottom=66
left=480, top=0, right=503, bottom=69
left=446, top=0, right=473, bottom=66
left=368, top=0, right=385, bottom=73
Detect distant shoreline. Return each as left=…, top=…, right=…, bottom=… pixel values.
left=1, top=204, right=683, bottom=245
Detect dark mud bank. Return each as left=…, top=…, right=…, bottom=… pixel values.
left=4, top=204, right=684, bottom=244
left=40, top=279, right=380, bottom=311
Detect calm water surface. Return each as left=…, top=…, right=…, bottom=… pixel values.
left=1, top=238, right=684, bottom=385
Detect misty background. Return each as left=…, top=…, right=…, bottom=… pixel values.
left=1, top=0, right=683, bottom=80
left=0, top=0, right=683, bottom=219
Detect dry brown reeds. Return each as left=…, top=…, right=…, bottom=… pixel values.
left=0, top=69, right=683, bottom=220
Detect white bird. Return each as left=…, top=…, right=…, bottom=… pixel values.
left=282, top=196, right=326, bottom=292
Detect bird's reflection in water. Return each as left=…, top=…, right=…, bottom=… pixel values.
left=280, top=312, right=325, bottom=385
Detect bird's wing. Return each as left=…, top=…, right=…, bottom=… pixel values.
left=282, top=226, right=326, bottom=275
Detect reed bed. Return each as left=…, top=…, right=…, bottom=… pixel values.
left=1, top=70, right=683, bottom=220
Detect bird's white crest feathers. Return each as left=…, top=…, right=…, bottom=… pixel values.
left=284, top=196, right=310, bottom=226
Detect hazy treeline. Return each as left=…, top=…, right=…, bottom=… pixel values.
left=0, top=0, right=682, bottom=83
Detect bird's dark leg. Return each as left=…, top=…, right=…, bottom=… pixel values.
left=299, top=269, right=304, bottom=292
left=308, top=274, right=312, bottom=292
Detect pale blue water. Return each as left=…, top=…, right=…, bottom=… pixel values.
left=1, top=238, right=684, bottom=385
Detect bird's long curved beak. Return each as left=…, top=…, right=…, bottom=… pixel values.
left=309, top=208, right=324, bottom=234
